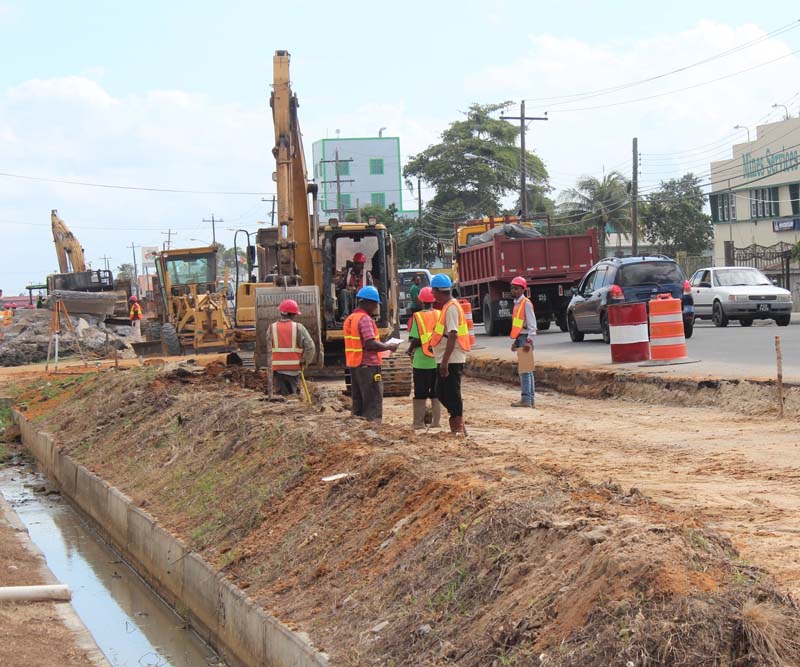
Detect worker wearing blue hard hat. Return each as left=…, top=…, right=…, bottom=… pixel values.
left=342, top=286, right=399, bottom=423
left=430, top=273, right=452, bottom=289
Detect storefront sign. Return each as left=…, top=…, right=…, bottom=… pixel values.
left=743, top=146, right=800, bottom=179
left=772, top=218, right=800, bottom=232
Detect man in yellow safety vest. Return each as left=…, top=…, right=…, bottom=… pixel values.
left=406, top=286, right=441, bottom=429
left=509, top=276, right=536, bottom=408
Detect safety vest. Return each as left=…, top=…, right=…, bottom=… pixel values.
left=510, top=296, right=533, bottom=338
left=348, top=269, right=368, bottom=289
left=413, top=309, right=438, bottom=357
left=343, top=310, right=379, bottom=367
left=429, top=300, right=471, bottom=351
left=1, top=309, right=12, bottom=326
left=129, top=303, right=143, bottom=321
left=270, top=320, right=303, bottom=371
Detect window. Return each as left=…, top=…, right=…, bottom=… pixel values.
left=715, top=192, right=736, bottom=221
left=790, top=183, right=800, bottom=216
left=713, top=268, right=771, bottom=287
left=370, top=192, right=386, bottom=208
left=618, top=261, right=683, bottom=286
left=313, top=162, right=318, bottom=179
left=369, top=158, right=384, bottom=175
left=601, top=265, right=617, bottom=287
left=339, top=194, right=352, bottom=210
left=581, top=270, right=598, bottom=294
left=337, top=160, right=350, bottom=176
left=750, top=188, right=779, bottom=218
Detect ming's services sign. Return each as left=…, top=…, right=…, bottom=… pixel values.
left=141, top=246, right=159, bottom=269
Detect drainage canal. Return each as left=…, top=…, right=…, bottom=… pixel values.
left=0, top=462, right=223, bottom=667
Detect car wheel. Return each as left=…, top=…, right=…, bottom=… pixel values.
left=568, top=312, right=584, bottom=342
left=537, top=319, right=551, bottom=331
left=482, top=295, right=498, bottom=336
left=683, top=318, right=694, bottom=339
left=712, top=301, right=728, bottom=328
left=601, top=311, right=610, bottom=344
left=556, top=314, right=569, bottom=332
left=739, top=318, right=753, bottom=327
left=776, top=314, right=791, bottom=327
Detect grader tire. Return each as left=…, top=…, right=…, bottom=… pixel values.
left=161, top=323, right=181, bottom=356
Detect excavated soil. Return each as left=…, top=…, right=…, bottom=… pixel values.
left=16, top=364, right=800, bottom=666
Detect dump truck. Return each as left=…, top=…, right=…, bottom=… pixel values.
left=251, top=50, right=411, bottom=396
left=454, top=215, right=599, bottom=335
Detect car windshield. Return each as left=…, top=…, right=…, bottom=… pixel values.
left=617, top=261, right=683, bottom=287
left=713, top=268, right=771, bottom=287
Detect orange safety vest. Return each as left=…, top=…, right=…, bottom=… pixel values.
left=1, top=309, right=12, bottom=326
left=412, top=309, right=438, bottom=357
left=270, top=320, right=303, bottom=371
left=343, top=310, right=379, bottom=367
left=129, top=303, right=143, bottom=321
left=510, top=296, right=533, bottom=338
left=429, top=300, right=471, bottom=351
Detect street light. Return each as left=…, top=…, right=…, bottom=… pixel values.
left=772, top=103, right=789, bottom=120
left=733, top=125, right=751, bottom=142
left=189, top=237, right=212, bottom=245
left=378, top=126, right=387, bottom=137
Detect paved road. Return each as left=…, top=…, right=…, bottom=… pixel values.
left=468, top=314, right=800, bottom=382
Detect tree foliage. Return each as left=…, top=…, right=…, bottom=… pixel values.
left=557, top=171, right=631, bottom=257
left=640, top=173, right=712, bottom=256
left=116, top=263, right=135, bottom=280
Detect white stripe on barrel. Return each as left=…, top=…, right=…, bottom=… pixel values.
left=608, top=302, right=650, bottom=363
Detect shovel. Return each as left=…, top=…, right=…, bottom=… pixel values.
left=300, top=368, right=312, bottom=404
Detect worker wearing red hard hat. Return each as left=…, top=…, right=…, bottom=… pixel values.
left=128, top=295, right=143, bottom=342
left=266, top=298, right=316, bottom=397
left=407, top=286, right=441, bottom=430
left=509, top=276, right=536, bottom=408
left=337, top=251, right=373, bottom=291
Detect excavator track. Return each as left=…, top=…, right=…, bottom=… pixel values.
left=380, top=353, right=413, bottom=397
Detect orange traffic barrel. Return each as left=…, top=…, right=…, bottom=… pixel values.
left=608, top=302, right=649, bottom=363
left=458, top=299, right=477, bottom=348
left=648, top=294, right=688, bottom=361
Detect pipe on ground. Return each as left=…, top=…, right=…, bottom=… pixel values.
left=0, top=584, right=72, bottom=602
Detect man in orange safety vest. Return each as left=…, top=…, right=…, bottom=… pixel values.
left=267, top=299, right=316, bottom=396
left=129, top=295, right=143, bottom=342
left=509, top=276, right=536, bottom=408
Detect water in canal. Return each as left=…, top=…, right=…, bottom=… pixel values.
left=0, top=463, right=223, bottom=667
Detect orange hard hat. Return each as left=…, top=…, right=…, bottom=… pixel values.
left=279, top=299, right=300, bottom=315
left=353, top=252, right=367, bottom=263
left=418, top=286, right=435, bottom=303
left=510, top=276, right=528, bottom=288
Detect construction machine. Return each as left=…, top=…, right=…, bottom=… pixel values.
left=250, top=50, right=411, bottom=396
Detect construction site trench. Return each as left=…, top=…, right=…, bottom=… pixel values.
left=6, top=358, right=800, bottom=666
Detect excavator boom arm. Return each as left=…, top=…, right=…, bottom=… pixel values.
left=50, top=209, right=86, bottom=273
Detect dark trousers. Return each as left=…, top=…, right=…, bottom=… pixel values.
left=273, top=372, right=299, bottom=396
left=350, top=365, right=383, bottom=423
left=436, top=363, right=464, bottom=417
left=413, top=367, right=437, bottom=399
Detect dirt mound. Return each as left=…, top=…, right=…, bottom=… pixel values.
left=27, top=368, right=800, bottom=666
left=0, top=309, right=136, bottom=367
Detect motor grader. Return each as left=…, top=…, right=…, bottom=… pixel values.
left=246, top=50, right=411, bottom=396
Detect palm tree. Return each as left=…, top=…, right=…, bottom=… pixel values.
left=557, top=171, right=631, bottom=257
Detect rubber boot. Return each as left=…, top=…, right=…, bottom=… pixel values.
left=449, top=415, right=464, bottom=436
left=430, top=399, right=442, bottom=428
left=412, top=399, right=427, bottom=429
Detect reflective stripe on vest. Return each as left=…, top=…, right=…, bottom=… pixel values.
left=348, top=269, right=366, bottom=289
left=343, top=311, right=378, bottom=367
left=413, top=309, right=438, bottom=357
left=129, top=303, right=143, bottom=321
left=270, top=320, right=303, bottom=370
left=510, top=296, right=532, bottom=339
left=429, top=300, right=471, bottom=352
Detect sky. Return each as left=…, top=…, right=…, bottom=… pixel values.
left=1, top=0, right=799, bottom=293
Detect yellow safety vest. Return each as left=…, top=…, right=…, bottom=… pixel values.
left=413, top=309, right=438, bottom=357
left=510, top=296, right=533, bottom=339
left=429, top=300, right=471, bottom=351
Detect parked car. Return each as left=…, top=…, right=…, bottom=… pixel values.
left=689, top=266, right=792, bottom=327
left=567, top=255, right=695, bottom=343
left=398, top=268, right=432, bottom=325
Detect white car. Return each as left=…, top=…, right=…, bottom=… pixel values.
left=689, top=266, right=792, bottom=327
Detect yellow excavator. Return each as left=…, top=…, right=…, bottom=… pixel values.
left=248, top=50, right=411, bottom=395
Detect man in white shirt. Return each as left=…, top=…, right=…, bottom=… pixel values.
left=509, top=276, right=536, bottom=408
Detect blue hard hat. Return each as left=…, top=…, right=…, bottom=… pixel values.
left=356, top=285, right=381, bottom=302
left=430, top=273, right=452, bottom=289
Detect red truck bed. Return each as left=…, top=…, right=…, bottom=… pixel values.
left=458, top=228, right=598, bottom=285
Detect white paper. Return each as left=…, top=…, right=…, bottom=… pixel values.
left=386, top=337, right=403, bottom=346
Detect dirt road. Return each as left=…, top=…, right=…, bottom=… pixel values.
left=384, top=377, right=800, bottom=595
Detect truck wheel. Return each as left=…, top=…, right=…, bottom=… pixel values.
left=483, top=295, right=499, bottom=336
left=556, top=313, right=568, bottom=332
left=537, top=319, right=551, bottom=331
left=568, top=312, right=584, bottom=342
left=161, top=323, right=181, bottom=356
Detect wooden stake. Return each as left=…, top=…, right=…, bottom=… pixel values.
left=775, top=336, right=784, bottom=419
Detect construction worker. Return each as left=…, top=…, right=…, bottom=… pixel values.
left=266, top=299, right=316, bottom=396
left=343, top=285, right=399, bottom=423
left=36, top=295, right=45, bottom=309
left=509, top=276, right=536, bottom=408
left=337, top=252, right=373, bottom=290
left=128, top=295, right=143, bottom=342
left=408, top=274, right=422, bottom=316
left=1, top=303, right=12, bottom=328
left=407, top=286, right=441, bottom=430
left=429, top=274, right=471, bottom=435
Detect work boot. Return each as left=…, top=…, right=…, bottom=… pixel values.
left=430, top=399, right=442, bottom=428
left=510, top=400, right=534, bottom=408
left=412, top=399, right=427, bottom=429
left=449, top=416, right=465, bottom=436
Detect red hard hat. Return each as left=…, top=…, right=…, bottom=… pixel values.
left=511, top=276, right=528, bottom=288
left=418, top=286, right=435, bottom=303
left=129, top=295, right=138, bottom=302
left=353, top=252, right=367, bottom=263
left=279, top=299, right=300, bottom=315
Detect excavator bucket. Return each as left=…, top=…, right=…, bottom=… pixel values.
left=254, top=286, right=322, bottom=370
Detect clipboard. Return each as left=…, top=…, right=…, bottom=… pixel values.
left=516, top=346, right=535, bottom=372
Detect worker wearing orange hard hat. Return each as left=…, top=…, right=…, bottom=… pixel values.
left=509, top=276, right=536, bottom=408
left=128, top=295, right=143, bottom=342
left=407, top=286, right=441, bottom=430
left=266, top=298, right=316, bottom=396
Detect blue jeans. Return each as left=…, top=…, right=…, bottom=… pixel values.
left=514, top=335, right=535, bottom=406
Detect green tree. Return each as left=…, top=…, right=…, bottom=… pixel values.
left=640, top=174, right=712, bottom=256
left=116, top=263, right=135, bottom=280
left=403, top=102, right=551, bottom=223
left=217, top=244, right=247, bottom=276
left=557, top=171, right=631, bottom=257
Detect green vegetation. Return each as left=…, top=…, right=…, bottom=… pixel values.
left=641, top=173, right=712, bottom=256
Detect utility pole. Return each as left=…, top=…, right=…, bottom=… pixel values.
left=501, top=103, right=548, bottom=221
left=129, top=242, right=139, bottom=297
left=261, top=196, right=277, bottom=226
left=99, top=255, right=111, bottom=272
left=631, top=137, right=639, bottom=255
left=417, top=176, right=424, bottom=266
left=202, top=215, right=223, bottom=245
left=161, top=229, right=176, bottom=250
left=320, top=150, right=354, bottom=220
left=356, top=198, right=362, bottom=223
